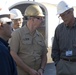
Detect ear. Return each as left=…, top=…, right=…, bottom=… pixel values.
left=0, top=22, right=3, bottom=28
left=0, top=22, right=2, bottom=27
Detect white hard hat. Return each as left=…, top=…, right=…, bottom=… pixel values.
left=10, top=8, right=23, bottom=19
left=0, top=6, right=12, bottom=23
left=0, top=17, right=12, bottom=24
left=0, top=8, right=11, bottom=15
left=0, top=7, right=15, bottom=19
left=57, top=1, right=72, bottom=15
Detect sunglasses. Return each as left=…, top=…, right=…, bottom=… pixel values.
left=3, top=22, right=12, bottom=25
left=34, top=17, right=44, bottom=20
left=6, top=22, right=12, bottom=25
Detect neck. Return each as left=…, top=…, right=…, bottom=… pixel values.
left=29, top=28, right=35, bottom=36
left=27, top=24, right=36, bottom=35
left=0, top=36, right=8, bottom=42
left=68, top=18, right=75, bottom=27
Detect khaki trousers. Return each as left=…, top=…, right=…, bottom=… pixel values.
left=56, top=59, right=76, bottom=75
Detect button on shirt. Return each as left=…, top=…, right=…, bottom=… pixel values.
left=52, top=20, right=76, bottom=63
left=10, top=25, right=47, bottom=75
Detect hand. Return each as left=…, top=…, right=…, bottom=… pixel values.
left=38, top=69, right=44, bottom=75
left=29, top=68, right=39, bottom=75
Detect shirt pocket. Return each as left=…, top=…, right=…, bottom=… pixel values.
left=21, top=35, right=32, bottom=52
left=35, top=37, right=45, bottom=47
left=21, top=35, right=32, bottom=45
left=37, top=40, right=45, bottom=46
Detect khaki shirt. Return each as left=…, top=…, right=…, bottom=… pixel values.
left=10, top=25, right=47, bottom=75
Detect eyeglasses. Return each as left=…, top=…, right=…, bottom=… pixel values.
left=6, top=22, right=12, bottom=25
left=34, top=17, right=44, bottom=20
left=1, top=22, right=12, bottom=26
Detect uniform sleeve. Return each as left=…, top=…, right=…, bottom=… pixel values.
left=43, top=42, right=48, bottom=54
left=9, top=30, right=20, bottom=53
left=40, top=33, right=48, bottom=54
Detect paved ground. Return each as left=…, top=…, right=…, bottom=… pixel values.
left=44, top=63, right=56, bottom=75
left=44, top=47, right=56, bottom=75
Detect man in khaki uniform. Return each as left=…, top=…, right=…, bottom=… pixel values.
left=9, top=4, right=48, bottom=75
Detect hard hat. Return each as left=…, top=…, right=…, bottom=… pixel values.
left=0, top=17, right=12, bottom=24
left=0, top=8, right=11, bottom=15
left=0, top=7, right=15, bottom=19
left=10, top=8, right=23, bottom=19
left=0, top=5, right=11, bottom=23
left=24, top=5, right=44, bottom=17
left=57, top=1, right=72, bottom=15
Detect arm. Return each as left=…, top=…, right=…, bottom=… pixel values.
left=38, top=51, right=47, bottom=75
left=51, top=29, right=60, bottom=66
left=40, top=53, right=47, bottom=70
left=10, top=31, right=39, bottom=75
left=10, top=50, right=39, bottom=75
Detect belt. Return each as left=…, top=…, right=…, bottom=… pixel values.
left=61, top=58, right=76, bottom=62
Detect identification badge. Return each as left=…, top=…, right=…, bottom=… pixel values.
left=66, top=50, right=72, bottom=56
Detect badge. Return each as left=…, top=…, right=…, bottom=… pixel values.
left=66, top=50, right=72, bottom=56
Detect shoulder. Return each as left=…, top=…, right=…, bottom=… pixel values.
left=11, top=27, right=23, bottom=37
left=56, top=22, right=64, bottom=29
left=55, top=22, right=64, bottom=32
left=0, top=42, right=8, bottom=53
left=36, top=30, right=44, bottom=38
